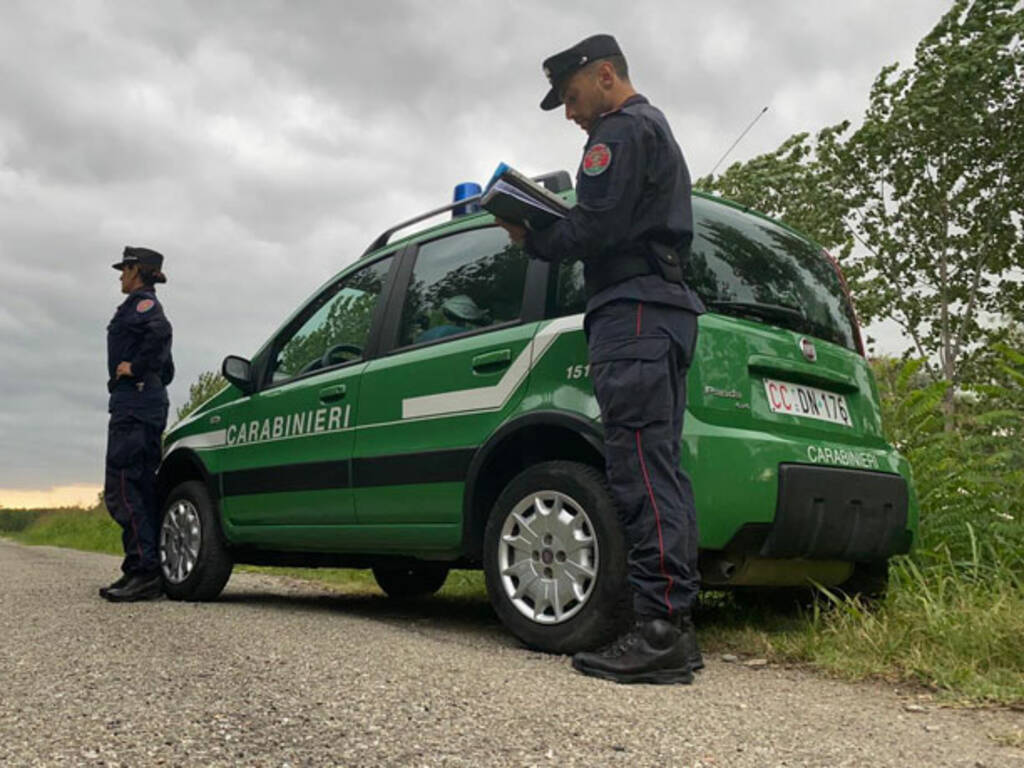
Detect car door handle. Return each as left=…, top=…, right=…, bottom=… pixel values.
left=472, top=349, right=512, bottom=373
left=319, top=384, right=347, bottom=403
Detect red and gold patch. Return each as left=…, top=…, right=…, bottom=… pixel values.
left=136, top=299, right=155, bottom=313
left=582, top=143, right=612, bottom=176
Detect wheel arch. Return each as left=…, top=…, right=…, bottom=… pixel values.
left=157, top=449, right=219, bottom=508
left=461, top=411, right=605, bottom=562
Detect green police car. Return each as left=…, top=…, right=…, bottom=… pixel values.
left=158, top=178, right=917, bottom=653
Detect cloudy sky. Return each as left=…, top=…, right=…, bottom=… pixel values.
left=0, top=0, right=951, bottom=506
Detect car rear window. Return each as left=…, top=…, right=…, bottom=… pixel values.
left=685, top=198, right=859, bottom=352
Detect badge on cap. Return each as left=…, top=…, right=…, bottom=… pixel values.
left=136, top=299, right=155, bottom=313
left=582, top=143, right=612, bottom=176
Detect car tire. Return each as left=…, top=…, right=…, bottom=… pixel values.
left=160, top=480, right=233, bottom=601
left=372, top=563, right=450, bottom=599
left=483, top=460, right=630, bottom=654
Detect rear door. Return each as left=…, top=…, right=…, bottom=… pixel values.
left=681, top=197, right=892, bottom=548
left=351, top=226, right=537, bottom=555
left=684, top=197, right=882, bottom=444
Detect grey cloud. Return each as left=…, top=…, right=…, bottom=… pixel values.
left=0, top=0, right=950, bottom=489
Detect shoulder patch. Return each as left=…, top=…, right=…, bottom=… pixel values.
left=136, top=299, right=155, bottom=313
left=582, top=143, right=612, bottom=176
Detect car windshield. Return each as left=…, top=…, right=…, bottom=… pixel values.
left=685, top=198, right=859, bottom=352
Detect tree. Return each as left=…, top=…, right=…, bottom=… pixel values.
left=176, top=370, right=227, bottom=421
left=701, top=0, right=1024, bottom=430
left=837, top=0, right=1023, bottom=429
left=694, top=125, right=854, bottom=260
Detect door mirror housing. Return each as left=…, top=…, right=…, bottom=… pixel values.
left=222, top=355, right=254, bottom=395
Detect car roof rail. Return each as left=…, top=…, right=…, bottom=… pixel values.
left=361, top=170, right=573, bottom=257
left=361, top=195, right=482, bottom=257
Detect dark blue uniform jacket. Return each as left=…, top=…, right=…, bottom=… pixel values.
left=107, top=289, right=174, bottom=411
left=526, top=94, right=705, bottom=315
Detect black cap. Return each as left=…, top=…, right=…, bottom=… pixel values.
left=112, top=246, right=167, bottom=283
left=540, top=34, right=623, bottom=111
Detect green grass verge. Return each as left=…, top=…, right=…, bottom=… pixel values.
left=2, top=506, right=122, bottom=554
left=789, top=533, right=1023, bottom=706
left=4, top=507, right=1021, bottom=707
left=0, top=508, right=44, bottom=534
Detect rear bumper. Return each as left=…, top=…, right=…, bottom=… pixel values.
left=723, top=463, right=913, bottom=561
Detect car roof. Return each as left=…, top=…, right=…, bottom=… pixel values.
left=359, top=188, right=824, bottom=265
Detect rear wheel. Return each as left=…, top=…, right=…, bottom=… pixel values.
left=372, top=563, right=450, bottom=599
left=160, top=481, right=233, bottom=601
left=483, top=461, right=630, bottom=654
left=837, top=559, right=890, bottom=601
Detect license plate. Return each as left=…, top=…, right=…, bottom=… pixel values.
left=763, top=378, right=852, bottom=427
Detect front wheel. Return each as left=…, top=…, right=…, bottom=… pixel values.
left=160, top=480, right=233, bottom=601
left=483, top=461, right=630, bottom=654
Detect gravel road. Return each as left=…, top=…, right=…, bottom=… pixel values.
left=1, top=539, right=1020, bottom=767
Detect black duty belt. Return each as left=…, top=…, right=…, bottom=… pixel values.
left=108, top=373, right=164, bottom=394
left=585, top=243, right=685, bottom=298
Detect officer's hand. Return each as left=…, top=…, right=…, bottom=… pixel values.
left=116, top=361, right=133, bottom=379
left=495, top=218, right=527, bottom=245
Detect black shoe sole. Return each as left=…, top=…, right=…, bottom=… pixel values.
left=572, top=657, right=694, bottom=685
left=690, top=653, right=705, bottom=672
left=99, top=579, right=131, bottom=598
left=103, top=586, right=163, bottom=603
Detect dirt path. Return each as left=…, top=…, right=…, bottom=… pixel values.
left=1, top=539, right=1020, bottom=767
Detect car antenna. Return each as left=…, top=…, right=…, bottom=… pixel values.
left=708, top=106, right=769, bottom=177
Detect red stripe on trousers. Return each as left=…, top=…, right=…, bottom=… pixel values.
left=634, top=301, right=674, bottom=615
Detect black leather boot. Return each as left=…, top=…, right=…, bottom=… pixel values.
left=678, top=614, right=704, bottom=672
left=98, top=573, right=131, bottom=598
left=572, top=618, right=694, bottom=684
left=103, top=572, right=163, bottom=602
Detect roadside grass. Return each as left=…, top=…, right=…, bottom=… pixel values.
left=785, top=533, right=1023, bottom=706
left=0, top=508, right=44, bottom=534
left=4, top=506, right=1021, bottom=707
left=2, top=505, right=122, bottom=555
left=243, top=565, right=489, bottom=600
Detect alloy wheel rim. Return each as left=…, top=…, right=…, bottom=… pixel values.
left=160, top=499, right=201, bottom=584
left=498, top=490, right=598, bottom=624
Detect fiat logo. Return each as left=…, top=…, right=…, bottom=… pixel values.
left=799, top=338, right=817, bottom=362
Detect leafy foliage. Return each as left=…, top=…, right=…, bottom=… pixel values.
left=176, top=369, right=228, bottom=421
left=695, top=126, right=855, bottom=260
left=700, top=0, right=1024, bottom=428
left=871, top=354, right=1023, bottom=561
left=840, top=0, right=1024, bottom=404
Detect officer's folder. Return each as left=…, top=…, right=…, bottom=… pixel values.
left=481, top=163, right=571, bottom=231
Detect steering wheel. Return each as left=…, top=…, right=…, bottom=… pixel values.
left=321, top=343, right=363, bottom=368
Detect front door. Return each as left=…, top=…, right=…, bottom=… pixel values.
left=218, top=254, right=395, bottom=550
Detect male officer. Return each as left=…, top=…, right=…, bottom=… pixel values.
left=498, top=34, right=705, bottom=684
left=101, top=246, right=174, bottom=602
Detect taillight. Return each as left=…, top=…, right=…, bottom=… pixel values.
left=823, top=249, right=865, bottom=357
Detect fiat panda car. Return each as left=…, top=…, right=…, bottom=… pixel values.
left=158, top=179, right=917, bottom=653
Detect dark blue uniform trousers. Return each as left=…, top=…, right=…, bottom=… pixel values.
left=586, top=300, right=700, bottom=619
left=104, top=393, right=168, bottom=575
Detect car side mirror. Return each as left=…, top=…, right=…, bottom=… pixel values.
left=222, top=355, right=254, bottom=395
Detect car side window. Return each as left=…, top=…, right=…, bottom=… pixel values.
left=549, top=259, right=587, bottom=317
left=270, top=256, right=393, bottom=384
left=398, top=227, right=529, bottom=348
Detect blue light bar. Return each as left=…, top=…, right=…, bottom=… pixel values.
left=452, top=182, right=482, bottom=218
